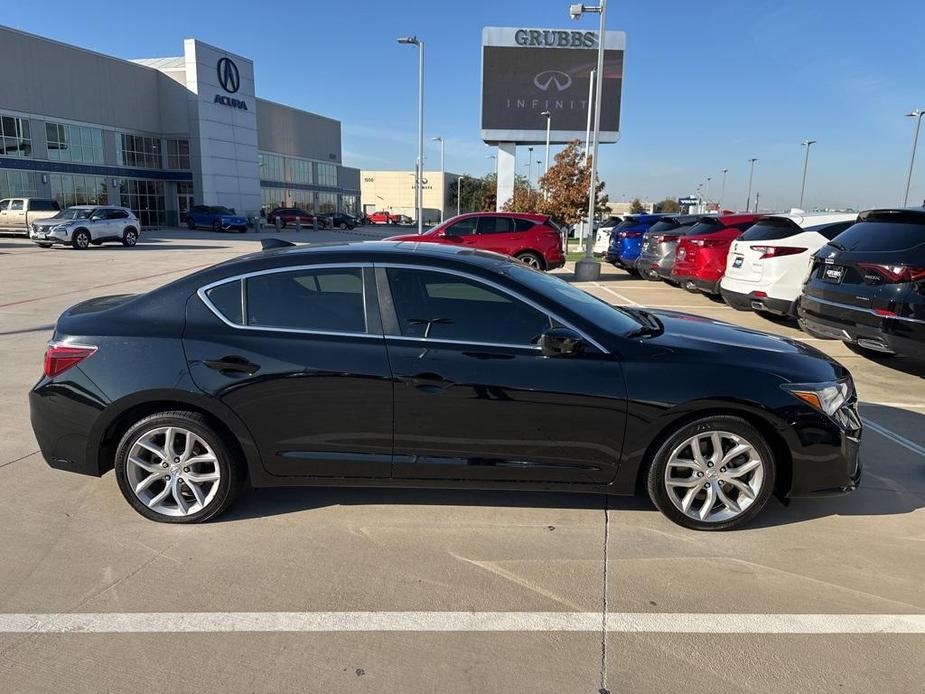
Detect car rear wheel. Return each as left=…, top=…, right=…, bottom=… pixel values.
left=115, top=411, right=244, bottom=523
left=187, top=219, right=196, bottom=230
left=71, top=230, right=91, bottom=250
left=646, top=415, right=775, bottom=531
left=515, top=251, right=545, bottom=270
left=122, top=228, right=138, bottom=247
left=211, top=220, right=222, bottom=232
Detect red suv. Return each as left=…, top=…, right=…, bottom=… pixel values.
left=266, top=207, right=329, bottom=229
left=672, top=213, right=763, bottom=293
left=367, top=210, right=402, bottom=225
left=386, top=212, right=565, bottom=270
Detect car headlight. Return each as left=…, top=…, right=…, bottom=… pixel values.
left=782, top=378, right=852, bottom=416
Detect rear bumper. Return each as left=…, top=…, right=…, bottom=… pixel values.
left=721, top=286, right=796, bottom=316
left=635, top=251, right=673, bottom=280
left=673, top=274, right=721, bottom=294
left=547, top=256, right=566, bottom=270
left=798, top=295, right=925, bottom=357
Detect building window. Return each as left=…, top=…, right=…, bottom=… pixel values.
left=342, top=195, right=358, bottom=215
left=290, top=158, right=312, bottom=184
left=261, top=186, right=288, bottom=212
left=259, top=152, right=284, bottom=182
left=117, top=134, right=162, bottom=169
left=292, top=191, right=314, bottom=212
left=166, top=139, right=190, bottom=169
left=317, top=192, right=337, bottom=214
left=317, top=162, right=337, bottom=187
left=177, top=181, right=194, bottom=215
left=45, top=122, right=103, bottom=164
left=120, top=179, right=166, bottom=226
left=0, top=169, right=35, bottom=198
left=49, top=174, right=108, bottom=208
left=0, top=114, right=32, bottom=157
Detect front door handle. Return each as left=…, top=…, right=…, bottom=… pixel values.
left=203, top=355, right=260, bottom=376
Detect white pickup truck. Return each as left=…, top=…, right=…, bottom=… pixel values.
left=0, top=198, right=61, bottom=235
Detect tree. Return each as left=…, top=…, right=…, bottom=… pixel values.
left=537, top=140, right=609, bottom=226
left=654, top=198, right=679, bottom=213
left=629, top=197, right=646, bottom=214
left=503, top=175, right=543, bottom=213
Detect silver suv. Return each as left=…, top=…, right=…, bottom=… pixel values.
left=30, top=206, right=140, bottom=249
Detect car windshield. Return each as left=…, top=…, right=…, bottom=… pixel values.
left=503, top=263, right=643, bottom=336
left=53, top=208, right=94, bottom=220
left=210, top=207, right=235, bottom=215
left=831, top=219, right=925, bottom=252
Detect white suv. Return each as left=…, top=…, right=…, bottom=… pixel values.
left=720, top=212, right=857, bottom=317
left=30, top=205, right=141, bottom=249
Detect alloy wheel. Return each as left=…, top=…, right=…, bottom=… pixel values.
left=663, top=430, right=764, bottom=523
left=126, top=426, right=221, bottom=517
left=518, top=253, right=542, bottom=269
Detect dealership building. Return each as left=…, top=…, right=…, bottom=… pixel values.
left=360, top=170, right=461, bottom=225
left=0, top=25, right=360, bottom=227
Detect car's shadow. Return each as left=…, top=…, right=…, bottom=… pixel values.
left=219, top=404, right=925, bottom=528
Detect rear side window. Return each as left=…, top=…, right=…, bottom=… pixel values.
left=478, top=216, right=516, bottom=234
left=206, top=280, right=244, bottom=325
left=832, top=221, right=925, bottom=252
left=30, top=200, right=58, bottom=212
left=739, top=219, right=802, bottom=241
left=108, top=209, right=129, bottom=219
left=649, top=219, right=681, bottom=233
left=809, top=221, right=854, bottom=240
left=513, top=218, right=536, bottom=232
left=688, top=220, right=722, bottom=235
left=245, top=268, right=366, bottom=333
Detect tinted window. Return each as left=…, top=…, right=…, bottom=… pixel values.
left=478, top=216, right=516, bottom=234
left=613, top=218, right=639, bottom=231
left=688, top=220, right=723, bottom=235
left=502, top=264, right=643, bottom=337
left=206, top=280, right=243, bottom=325
left=739, top=219, right=802, bottom=241
left=210, top=206, right=235, bottom=215
left=810, top=221, right=855, bottom=240
left=10, top=200, right=23, bottom=211
left=29, top=200, right=57, bottom=212
left=0, top=200, right=8, bottom=211
left=245, top=268, right=366, bottom=333
left=108, top=209, right=129, bottom=219
left=444, top=218, right=478, bottom=236
left=648, top=219, right=681, bottom=233
left=513, top=218, right=536, bottom=232
left=386, top=268, right=551, bottom=345
left=832, top=220, right=925, bottom=252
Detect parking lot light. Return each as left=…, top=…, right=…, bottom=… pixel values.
left=800, top=139, right=817, bottom=210
left=903, top=110, right=924, bottom=208
left=746, top=158, right=758, bottom=212
left=398, top=36, right=424, bottom=234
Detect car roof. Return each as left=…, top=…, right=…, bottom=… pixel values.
left=760, top=212, right=858, bottom=228
left=858, top=207, right=925, bottom=223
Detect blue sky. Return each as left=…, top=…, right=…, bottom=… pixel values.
left=7, top=0, right=925, bottom=210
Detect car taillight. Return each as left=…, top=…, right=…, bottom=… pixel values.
left=750, top=246, right=808, bottom=259
left=690, top=238, right=724, bottom=248
left=858, top=263, right=925, bottom=283
left=623, top=231, right=643, bottom=238
left=874, top=308, right=898, bottom=317
left=44, top=344, right=97, bottom=378
left=659, top=234, right=680, bottom=243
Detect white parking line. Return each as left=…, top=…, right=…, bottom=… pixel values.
left=590, top=282, right=640, bottom=306
left=862, top=418, right=925, bottom=458
left=0, top=612, right=923, bottom=634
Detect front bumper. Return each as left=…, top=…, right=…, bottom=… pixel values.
left=30, top=229, right=70, bottom=245
left=720, top=286, right=796, bottom=316
left=786, top=400, right=862, bottom=498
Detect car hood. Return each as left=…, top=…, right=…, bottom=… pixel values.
left=33, top=218, right=75, bottom=228
left=638, top=309, right=847, bottom=382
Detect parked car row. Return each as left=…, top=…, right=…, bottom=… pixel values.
left=602, top=208, right=925, bottom=360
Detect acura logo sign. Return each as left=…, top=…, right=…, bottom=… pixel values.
left=217, top=57, right=240, bottom=93
left=534, top=70, right=572, bottom=92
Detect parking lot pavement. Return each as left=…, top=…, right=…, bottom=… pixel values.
left=1, top=237, right=923, bottom=693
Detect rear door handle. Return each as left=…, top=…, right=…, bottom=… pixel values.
left=404, top=372, right=454, bottom=393
left=203, top=355, right=260, bottom=376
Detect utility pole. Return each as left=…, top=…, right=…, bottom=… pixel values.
left=720, top=168, right=728, bottom=209
left=799, top=139, right=816, bottom=210
left=903, top=110, right=924, bottom=207
left=746, top=158, right=758, bottom=212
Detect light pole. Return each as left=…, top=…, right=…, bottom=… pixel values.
left=745, top=158, right=758, bottom=212
left=540, top=111, right=551, bottom=176
left=398, top=36, right=424, bottom=234
left=527, top=146, right=534, bottom=184
left=903, top=110, right=924, bottom=207
left=705, top=177, right=712, bottom=207
left=799, top=139, right=816, bottom=210
left=432, top=136, right=444, bottom=222
left=570, top=1, right=608, bottom=281
left=720, top=168, right=728, bottom=209
left=456, top=175, right=466, bottom=217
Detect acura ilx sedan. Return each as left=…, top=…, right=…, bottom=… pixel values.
left=30, top=241, right=862, bottom=530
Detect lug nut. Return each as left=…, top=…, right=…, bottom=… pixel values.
left=696, top=471, right=704, bottom=477
left=720, top=467, right=726, bottom=473
left=161, top=462, right=168, bottom=468
left=707, top=462, right=714, bottom=468
left=173, top=457, right=181, bottom=463
left=164, top=475, right=170, bottom=481
left=703, top=483, right=710, bottom=489
left=183, top=467, right=190, bottom=473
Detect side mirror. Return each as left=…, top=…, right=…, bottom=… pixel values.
left=539, top=328, right=585, bottom=358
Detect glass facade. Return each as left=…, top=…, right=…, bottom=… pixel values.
left=316, top=192, right=337, bottom=214
left=317, top=162, right=337, bottom=187
left=50, top=174, right=108, bottom=208
left=259, top=152, right=284, bottom=182
left=0, top=114, right=32, bottom=157
left=291, top=190, right=314, bottom=212
left=177, top=181, right=194, bottom=216
left=0, top=170, right=35, bottom=198
left=120, top=179, right=166, bottom=227
left=290, top=158, right=312, bottom=184
left=166, top=139, right=190, bottom=169
left=342, top=194, right=358, bottom=215
left=261, top=186, right=288, bottom=212
left=45, top=122, right=104, bottom=163
left=117, top=133, right=162, bottom=169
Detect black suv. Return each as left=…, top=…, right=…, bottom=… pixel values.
left=799, top=208, right=925, bottom=358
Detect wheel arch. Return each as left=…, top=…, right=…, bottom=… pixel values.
left=631, top=401, right=793, bottom=498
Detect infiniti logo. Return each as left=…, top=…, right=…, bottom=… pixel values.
left=533, top=70, right=572, bottom=92
left=217, top=57, right=240, bottom=94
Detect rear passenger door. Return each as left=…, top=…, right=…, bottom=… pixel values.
left=475, top=215, right=519, bottom=256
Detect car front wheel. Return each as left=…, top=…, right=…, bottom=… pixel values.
left=115, top=411, right=245, bottom=523
left=646, top=415, right=775, bottom=531
left=72, top=229, right=91, bottom=250
left=122, top=228, right=138, bottom=247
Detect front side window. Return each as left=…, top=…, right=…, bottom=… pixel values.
left=386, top=267, right=551, bottom=345
left=444, top=218, right=478, bottom=236
left=245, top=268, right=366, bottom=333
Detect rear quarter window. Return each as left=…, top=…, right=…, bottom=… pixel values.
left=833, top=221, right=925, bottom=252
left=205, top=280, right=243, bottom=325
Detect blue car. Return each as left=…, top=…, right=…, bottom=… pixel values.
left=605, top=214, right=668, bottom=271
left=185, top=205, right=248, bottom=232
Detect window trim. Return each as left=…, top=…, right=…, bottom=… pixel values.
left=198, top=263, right=377, bottom=339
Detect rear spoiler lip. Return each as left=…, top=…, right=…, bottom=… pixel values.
left=260, top=238, right=297, bottom=251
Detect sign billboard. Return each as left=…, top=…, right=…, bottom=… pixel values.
left=481, top=26, right=625, bottom=145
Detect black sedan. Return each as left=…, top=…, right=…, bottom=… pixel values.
left=30, top=241, right=862, bottom=529
left=322, top=212, right=357, bottom=230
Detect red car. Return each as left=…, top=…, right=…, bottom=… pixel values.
left=266, top=207, right=329, bottom=229
left=367, top=210, right=402, bottom=225
left=672, top=213, right=763, bottom=293
left=386, top=212, right=565, bottom=270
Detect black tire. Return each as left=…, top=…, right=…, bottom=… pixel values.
left=187, top=219, right=196, bottom=230
left=71, top=229, right=91, bottom=250
left=237, top=226, right=247, bottom=233
left=114, top=410, right=245, bottom=524
left=646, top=415, right=776, bottom=531
left=515, top=251, right=546, bottom=271
left=211, top=220, right=222, bottom=232
left=122, top=227, right=138, bottom=247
